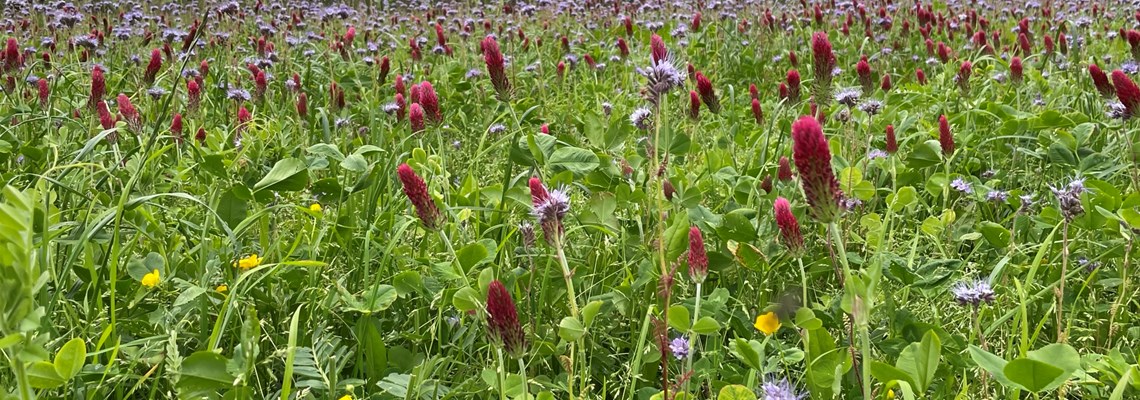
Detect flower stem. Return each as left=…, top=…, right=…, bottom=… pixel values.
left=685, top=282, right=702, bottom=388
left=1057, top=220, right=1069, bottom=343
left=437, top=229, right=470, bottom=286
left=497, top=348, right=508, bottom=400
left=797, top=257, right=809, bottom=305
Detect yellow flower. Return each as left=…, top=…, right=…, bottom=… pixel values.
left=215, top=284, right=228, bottom=293
left=235, top=254, right=262, bottom=270
left=337, top=396, right=352, bottom=400
left=310, top=203, right=322, bottom=213
left=754, top=311, right=781, bottom=335
left=887, top=389, right=896, bottom=399
left=141, top=269, right=160, bottom=288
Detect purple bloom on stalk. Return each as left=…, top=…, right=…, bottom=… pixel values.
left=951, top=280, right=996, bottom=306
left=951, top=178, right=973, bottom=194
left=761, top=377, right=806, bottom=400
left=985, top=190, right=1009, bottom=203
left=529, top=178, right=569, bottom=244
left=486, top=280, right=526, bottom=357
left=669, top=336, right=690, bottom=359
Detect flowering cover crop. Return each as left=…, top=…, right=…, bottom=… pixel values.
left=1, top=0, right=1140, bottom=399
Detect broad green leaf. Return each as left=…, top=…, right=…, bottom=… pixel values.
left=452, top=287, right=481, bottom=312
left=177, top=351, right=235, bottom=395
left=729, top=338, right=762, bottom=371
left=1005, top=358, right=1064, bottom=392
left=667, top=305, right=690, bottom=331
left=717, top=384, right=757, bottom=400
left=558, top=317, right=585, bottom=342
left=253, top=158, right=309, bottom=192
left=968, top=345, right=1019, bottom=389
left=548, top=147, right=600, bottom=176
left=27, top=361, right=65, bottom=389
left=794, top=307, right=823, bottom=330
left=889, top=186, right=917, bottom=212
left=691, top=317, right=720, bottom=335
left=978, top=222, right=1011, bottom=248
left=896, top=330, right=940, bottom=392
left=54, top=338, right=86, bottom=380
left=905, top=140, right=943, bottom=169
left=582, top=300, right=604, bottom=328
left=1025, top=343, right=1081, bottom=391
left=870, top=361, right=916, bottom=389
left=340, top=154, right=368, bottom=172
left=392, top=271, right=424, bottom=296
left=456, top=242, right=490, bottom=273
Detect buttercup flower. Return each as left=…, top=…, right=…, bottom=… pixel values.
left=141, top=269, right=160, bottom=288
left=754, top=311, right=781, bottom=335
left=310, top=203, right=322, bottom=213
left=235, top=254, right=263, bottom=270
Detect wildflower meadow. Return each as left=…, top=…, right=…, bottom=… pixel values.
left=2, top=0, right=1140, bottom=399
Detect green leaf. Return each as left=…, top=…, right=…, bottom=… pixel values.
left=452, top=287, right=481, bottom=312
left=871, top=361, right=916, bottom=389
left=794, top=307, right=823, bottom=330
left=691, top=317, right=720, bottom=335
left=217, top=188, right=249, bottom=229
left=548, top=147, right=600, bottom=176
left=357, top=285, right=398, bottom=313
left=667, top=305, right=690, bottom=331
left=558, top=317, right=585, bottom=342
left=905, top=140, right=943, bottom=169
left=716, top=208, right=758, bottom=242
left=340, top=154, right=368, bottom=172
left=27, top=361, right=65, bottom=389
left=729, top=338, right=762, bottom=371
left=1004, top=358, right=1064, bottom=392
left=888, top=186, right=917, bottom=212
left=968, top=345, right=1019, bottom=389
left=1025, top=343, right=1081, bottom=391
left=253, top=158, right=309, bottom=192
left=717, top=384, right=757, bottom=400
left=177, top=351, right=235, bottom=395
left=456, top=242, right=490, bottom=273
left=978, top=222, right=1011, bottom=248
left=392, top=271, right=424, bottom=296
left=896, top=330, right=940, bottom=392
left=582, top=300, right=604, bottom=328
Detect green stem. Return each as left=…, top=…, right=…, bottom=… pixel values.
left=10, top=349, right=34, bottom=400
left=554, top=236, right=581, bottom=399
left=437, top=229, right=470, bottom=286
left=497, top=348, right=508, bottom=400
left=686, top=282, right=702, bottom=387
left=797, top=257, right=808, bottom=306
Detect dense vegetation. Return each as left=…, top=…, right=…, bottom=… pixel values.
left=1, top=0, right=1140, bottom=399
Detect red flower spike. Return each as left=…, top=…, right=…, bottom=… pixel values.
left=751, top=98, right=763, bottom=124
left=885, top=125, right=898, bottom=154
left=409, top=103, right=425, bottom=132
left=778, top=156, right=794, bottom=181
left=688, top=90, right=700, bottom=120
left=792, top=116, right=841, bottom=223
left=688, top=227, right=708, bottom=283
left=1008, top=57, right=1023, bottom=84
left=296, top=92, right=308, bottom=118
left=482, top=36, right=510, bottom=99
left=486, top=280, right=526, bottom=357
left=397, top=163, right=442, bottom=229
left=144, top=48, right=162, bottom=85
left=1113, top=70, right=1140, bottom=118
left=774, top=197, right=804, bottom=254
left=695, top=72, right=720, bottom=114
left=650, top=34, right=667, bottom=63
left=938, top=114, right=955, bottom=155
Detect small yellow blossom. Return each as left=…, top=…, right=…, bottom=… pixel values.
left=235, top=254, right=262, bottom=270
left=754, top=311, right=781, bottom=335
left=141, top=269, right=160, bottom=288
left=887, top=389, right=896, bottom=399
left=337, top=395, right=352, bottom=400
left=215, top=284, right=228, bottom=293
left=310, top=203, right=322, bottom=213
